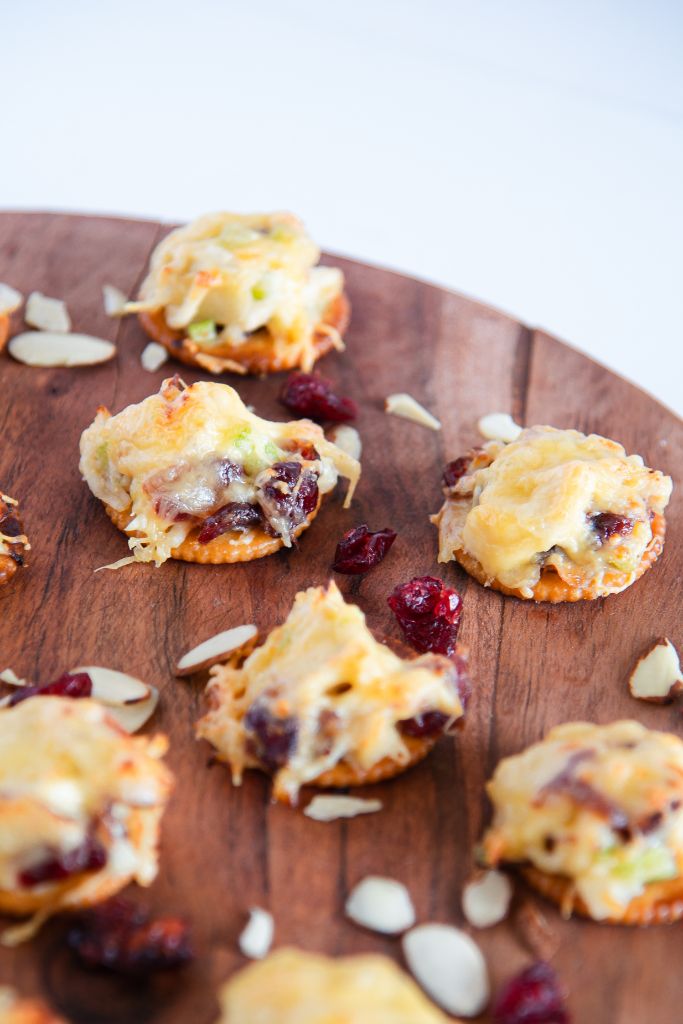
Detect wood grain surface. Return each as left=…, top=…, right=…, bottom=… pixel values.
left=0, top=212, right=681, bottom=1024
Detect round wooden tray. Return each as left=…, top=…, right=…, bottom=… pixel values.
left=0, top=212, right=681, bottom=1023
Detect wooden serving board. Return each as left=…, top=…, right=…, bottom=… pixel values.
left=0, top=212, right=681, bottom=1024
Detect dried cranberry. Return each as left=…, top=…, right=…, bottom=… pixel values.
left=399, top=710, right=449, bottom=738
left=388, top=577, right=463, bottom=656
left=197, top=502, right=262, bottom=543
left=591, top=512, right=634, bottom=544
left=0, top=514, right=23, bottom=537
left=216, top=459, right=241, bottom=485
left=20, top=834, right=107, bottom=887
left=244, top=703, right=298, bottom=771
left=298, top=443, right=320, bottom=462
left=332, top=524, right=397, bottom=575
left=9, top=671, right=92, bottom=707
left=442, top=457, right=470, bottom=488
left=279, top=373, right=357, bottom=423
left=260, top=461, right=319, bottom=529
left=68, top=897, right=193, bottom=975
left=492, top=962, right=569, bottom=1024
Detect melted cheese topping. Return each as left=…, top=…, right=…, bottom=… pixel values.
left=79, top=378, right=360, bottom=565
left=215, top=948, right=449, bottom=1024
left=0, top=698, right=172, bottom=896
left=0, top=988, right=64, bottom=1024
left=436, top=427, right=672, bottom=594
left=0, top=494, right=29, bottom=563
left=126, top=212, right=344, bottom=372
left=483, top=720, right=683, bottom=919
left=197, top=582, right=465, bottom=803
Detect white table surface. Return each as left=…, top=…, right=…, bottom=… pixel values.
left=4, top=0, right=682, bottom=416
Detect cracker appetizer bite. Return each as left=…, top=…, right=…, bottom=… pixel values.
left=196, top=582, right=469, bottom=803
left=0, top=493, right=29, bottom=586
left=433, top=426, right=672, bottom=601
left=215, top=947, right=449, bottom=1023
left=79, top=377, right=359, bottom=566
left=0, top=696, right=172, bottom=937
left=124, top=212, right=349, bottom=375
left=482, top=720, right=683, bottom=924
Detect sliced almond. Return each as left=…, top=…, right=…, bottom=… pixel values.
left=477, top=412, right=522, bottom=443
left=102, top=284, right=128, bottom=317
left=104, top=686, right=159, bottom=733
left=328, top=424, right=362, bottom=461
left=70, top=666, right=151, bottom=706
left=175, top=624, right=258, bottom=676
left=25, top=292, right=71, bottom=333
left=514, top=902, right=560, bottom=961
left=345, top=876, right=415, bottom=935
left=402, top=923, right=489, bottom=1018
left=385, top=393, right=441, bottom=431
left=0, top=283, right=23, bottom=316
left=94, top=555, right=137, bottom=572
left=238, top=907, right=274, bottom=960
left=629, top=638, right=683, bottom=703
left=9, top=331, right=116, bottom=367
left=304, top=795, right=382, bottom=821
left=141, top=342, right=168, bottom=372
left=0, top=668, right=26, bottom=686
left=462, top=870, right=512, bottom=928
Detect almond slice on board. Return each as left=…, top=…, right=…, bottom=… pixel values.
left=304, top=795, right=382, bottom=821
left=462, top=870, right=512, bottom=928
left=25, top=292, right=71, bottom=333
left=175, top=624, right=258, bottom=676
left=628, top=638, right=683, bottom=703
left=385, top=393, right=441, bottom=431
left=328, top=424, right=362, bottom=461
left=477, top=412, right=522, bottom=443
left=345, top=876, right=415, bottom=934
left=141, top=342, right=168, bottom=372
left=104, top=686, right=159, bottom=734
left=0, top=283, right=23, bottom=315
left=70, top=666, right=151, bottom=706
left=238, top=907, right=274, bottom=960
left=9, top=332, right=115, bottom=367
left=402, top=923, right=490, bottom=1017
left=102, top=284, right=127, bottom=317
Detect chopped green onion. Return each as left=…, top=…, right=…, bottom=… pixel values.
left=251, top=282, right=268, bottom=301
left=188, top=320, right=217, bottom=343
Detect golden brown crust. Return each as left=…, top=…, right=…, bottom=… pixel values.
left=311, top=735, right=437, bottom=789
left=522, top=864, right=683, bottom=925
left=453, top=512, right=666, bottom=603
left=104, top=496, right=321, bottom=564
left=138, top=292, right=351, bottom=376
left=0, top=989, right=66, bottom=1024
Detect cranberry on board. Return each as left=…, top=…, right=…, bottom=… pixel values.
left=442, top=456, right=471, bottom=488
left=388, top=576, right=463, bottom=657
left=492, top=962, right=570, bottom=1024
left=332, top=524, right=397, bottom=575
left=279, top=373, right=357, bottom=423
left=9, top=671, right=92, bottom=707
left=68, top=897, right=193, bottom=975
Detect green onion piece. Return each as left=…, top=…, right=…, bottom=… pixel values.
left=188, top=320, right=217, bottom=343
left=251, top=282, right=268, bottom=301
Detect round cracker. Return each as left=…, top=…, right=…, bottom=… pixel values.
left=312, top=735, right=438, bottom=789
left=521, top=864, right=683, bottom=926
left=104, top=496, right=321, bottom=565
left=451, top=512, right=666, bottom=603
left=138, top=292, right=350, bottom=376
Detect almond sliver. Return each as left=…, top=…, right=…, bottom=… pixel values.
left=141, top=342, right=168, bottom=372
left=0, top=283, right=23, bottom=316
left=176, top=624, right=258, bottom=676
left=9, top=331, right=115, bottom=367
left=402, top=923, right=489, bottom=1017
left=629, top=638, right=683, bottom=702
left=477, top=412, right=522, bottom=443
left=328, top=425, right=362, bottom=461
left=0, top=668, right=26, bottom=686
left=462, top=870, right=512, bottom=928
left=238, top=907, right=274, bottom=960
left=345, top=876, right=415, bottom=934
left=25, top=292, right=71, bottom=333
left=385, top=393, right=441, bottom=430
left=104, top=686, right=159, bottom=733
left=70, top=666, right=151, bottom=706
left=102, top=284, right=128, bottom=317
left=304, top=795, right=382, bottom=821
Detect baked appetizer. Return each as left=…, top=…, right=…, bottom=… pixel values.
left=79, top=377, right=360, bottom=566
left=0, top=696, right=172, bottom=935
left=432, top=426, right=672, bottom=601
left=482, top=720, right=683, bottom=924
left=0, top=988, right=65, bottom=1024
left=124, top=212, right=349, bottom=375
left=214, top=947, right=449, bottom=1023
left=0, top=493, right=29, bottom=586
left=196, top=581, right=469, bottom=803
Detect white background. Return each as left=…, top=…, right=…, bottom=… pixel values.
left=3, top=1, right=682, bottom=414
